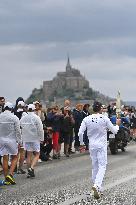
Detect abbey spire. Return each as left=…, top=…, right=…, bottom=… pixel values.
left=66, top=56, right=72, bottom=72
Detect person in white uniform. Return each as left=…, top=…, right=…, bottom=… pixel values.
left=14, top=100, right=28, bottom=174
left=78, top=101, right=120, bottom=199
left=20, top=104, right=44, bottom=178
left=0, top=102, right=21, bottom=185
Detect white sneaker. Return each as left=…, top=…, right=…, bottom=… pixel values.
left=38, top=159, right=42, bottom=163
left=92, top=186, right=101, bottom=199
left=24, top=160, right=26, bottom=164
left=8, top=161, right=11, bottom=166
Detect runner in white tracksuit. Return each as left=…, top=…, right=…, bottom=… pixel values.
left=0, top=102, right=21, bottom=184
left=78, top=101, right=120, bottom=199
left=20, top=104, right=44, bottom=178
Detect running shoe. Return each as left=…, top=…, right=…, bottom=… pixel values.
left=38, top=159, right=42, bottom=163
left=27, top=168, right=35, bottom=178
left=92, top=186, right=101, bottom=199
left=0, top=179, right=11, bottom=186
left=53, top=155, right=58, bottom=159
left=17, top=168, right=26, bottom=174
left=57, top=153, right=61, bottom=159
left=4, top=180, right=11, bottom=185
left=5, top=174, right=16, bottom=185
left=48, top=156, right=52, bottom=161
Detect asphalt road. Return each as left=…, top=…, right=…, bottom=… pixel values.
left=1, top=143, right=136, bottom=205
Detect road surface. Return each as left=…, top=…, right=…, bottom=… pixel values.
left=1, top=143, right=136, bottom=205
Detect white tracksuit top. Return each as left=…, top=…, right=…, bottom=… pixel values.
left=20, top=112, right=44, bottom=143
left=78, top=113, right=119, bottom=149
left=0, top=110, right=22, bottom=144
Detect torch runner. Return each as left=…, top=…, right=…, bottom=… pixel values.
left=116, top=91, right=121, bottom=119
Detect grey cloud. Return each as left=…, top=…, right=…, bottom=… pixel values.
left=10, top=37, right=136, bottom=65
left=0, top=0, right=136, bottom=44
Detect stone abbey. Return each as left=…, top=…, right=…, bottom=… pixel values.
left=27, top=57, right=111, bottom=105
left=43, top=57, right=90, bottom=101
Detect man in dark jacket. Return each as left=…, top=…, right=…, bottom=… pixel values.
left=82, top=104, right=90, bottom=150
left=61, top=106, right=75, bottom=157
left=73, top=104, right=83, bottom=152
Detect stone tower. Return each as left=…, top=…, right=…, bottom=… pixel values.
left=66, top=56, right=72, bottom=72
left=43, top=58, right=89, bottom=101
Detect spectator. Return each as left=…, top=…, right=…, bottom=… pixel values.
left=0, top=97, right=5, bottom=114
left=40, top=127, right=53, bottom=161
left=61, top=106, right=75, bottom=157
left=14, top=97, right=25, bottom=113
left=33, top=101, right=46, bottom=123
left=107, top=102, right=116, bottom=117
left=73, top=104, right=83, bottom=152
left=64, top=99, right=71, bottom=107
left=101, top=105, right=108, bottom=117
left=61, top=99, right=75, bottom=154
left=129, top=107, right=136, bottom=140
left=82, top=104, right=90, bottom=150
left=47, top=106, right=63, bottom=159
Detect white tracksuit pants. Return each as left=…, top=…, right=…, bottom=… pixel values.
left=89, top=146, right=107, bottom=191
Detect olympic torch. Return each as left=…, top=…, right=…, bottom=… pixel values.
left=116, top=91, right=121, bottom=119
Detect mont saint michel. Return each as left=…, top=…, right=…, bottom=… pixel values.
left=43, top=57, right=89, bottom=101
left=27, top=58, right=111, bottom=105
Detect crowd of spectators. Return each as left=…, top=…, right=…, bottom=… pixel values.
left=0, top=96, right=136, bottom=181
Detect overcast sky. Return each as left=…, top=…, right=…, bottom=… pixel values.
left=1, top=0, right=136, bottom=103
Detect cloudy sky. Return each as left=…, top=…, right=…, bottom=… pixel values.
left=1, top=0, right=136, bottom=102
